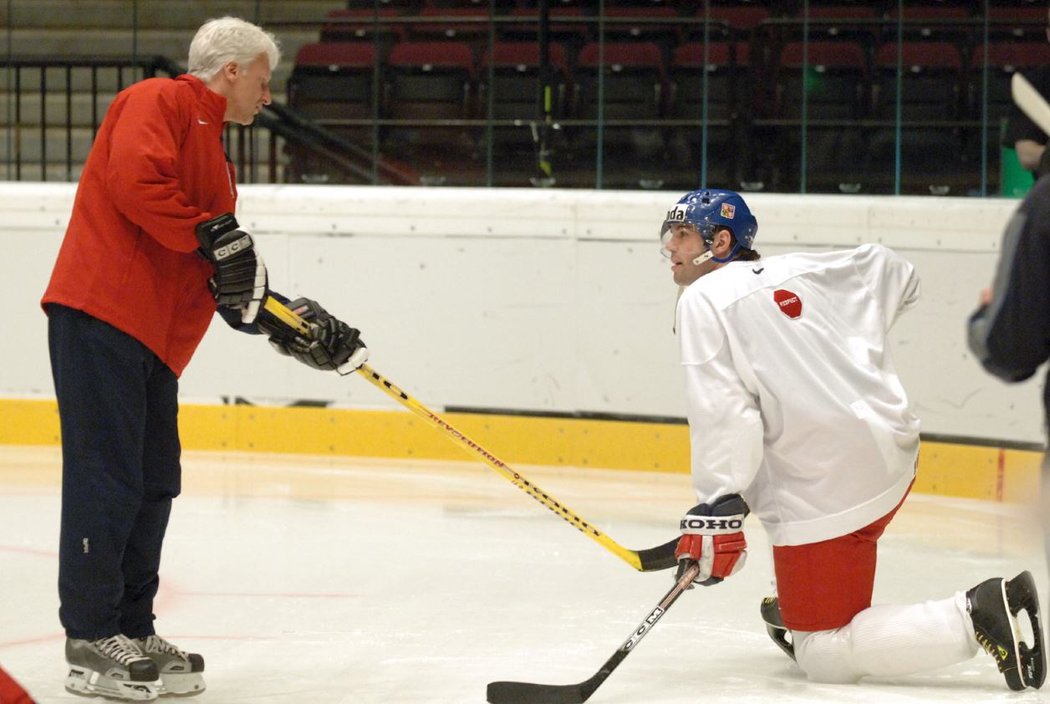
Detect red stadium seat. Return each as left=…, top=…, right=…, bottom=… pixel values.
left=383, top=41, right=480, bottom=183
left=321, top=9, right=405, bottom=43
left=569, top=41, right=667, bottom=188
left=867, top=41, right=969, bottom=194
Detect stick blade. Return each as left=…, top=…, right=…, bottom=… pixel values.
left=636, top=537, right=679, bottom=572
left=486, top=680, right=589, bottom=704
left=1012, top=72, right=1050, bottom=137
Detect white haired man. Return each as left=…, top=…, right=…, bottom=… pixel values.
left=42, top=17, right=368, bottom=701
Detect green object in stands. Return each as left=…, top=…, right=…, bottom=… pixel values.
left=1000, top=146, right=1034, bottom=198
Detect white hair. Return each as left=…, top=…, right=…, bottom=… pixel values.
left=187, top=16, right=280, bottom=81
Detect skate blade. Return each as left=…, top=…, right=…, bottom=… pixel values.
left=761, top=597, right=796, bottom=662
left=1006, top=571, right=1047, bottom=689
left=764, top=624, right=797, bottom=661
left=157, top=672, right=206, bottom=696
left=66, top=665, right=160, bottom=701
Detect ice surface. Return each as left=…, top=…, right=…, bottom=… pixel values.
left=0, top=446, right=1045, bottom=703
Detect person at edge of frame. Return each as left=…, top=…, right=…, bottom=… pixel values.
left=968, top=173, right=1050, bottom=634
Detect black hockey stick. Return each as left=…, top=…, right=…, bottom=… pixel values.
left=262, top=297, right=679, bottom=573
left=486, top=561, right=700, bottom=704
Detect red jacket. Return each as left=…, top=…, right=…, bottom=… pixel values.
left=42, top=75, right=235, bottom=377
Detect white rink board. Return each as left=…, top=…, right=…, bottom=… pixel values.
left=0, top=183, right=1043, bottom=444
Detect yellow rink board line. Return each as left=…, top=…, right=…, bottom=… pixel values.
left=0, top=398, right=1041, bottom=502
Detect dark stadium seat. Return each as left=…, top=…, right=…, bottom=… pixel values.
left=596, top=7, right=680, bottom=46
left=287, top=43, right=379, bottom=131
left=478, top=41, right=570, bottom=185
left=285, top=42, right=383, bottom=183
left=986, top=4, right=1047, bottom=41
left=567, top=41, right=666, bottom=188
left=383, top=41, right=480, bottom=183
left=867, top=41, right=969, bottom=194
left=500, top=7, right=589, bottom=44
left=883, top=5, right=973, bottom=44
left=693, top=4, right=771, bottom=35
left=409, top=7, right=493, bottom=42
left=666, top=40, right=749, bottom=189
left=320, top=8, right=405, bottom=44
left=771, top=40, right=870, bottom=193
left=971, top=41, right=1050, bottom=123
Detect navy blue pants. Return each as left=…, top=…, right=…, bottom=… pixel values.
left=47, top=305, right=181, bottom=640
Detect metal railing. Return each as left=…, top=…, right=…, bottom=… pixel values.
left=0, top=54, right=419, bottom=185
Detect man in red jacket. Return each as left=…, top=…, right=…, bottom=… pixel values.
left=41, top=17, right=367, bottom=701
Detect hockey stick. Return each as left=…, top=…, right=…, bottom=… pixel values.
left=262, top=297, right=678, bottom=573
left=486, top=561, right=701, bottom=704
left=1012, top=72, right=1050, bottom=137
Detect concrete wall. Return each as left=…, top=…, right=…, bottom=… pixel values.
left=2, top=183, right=1043, bottom=446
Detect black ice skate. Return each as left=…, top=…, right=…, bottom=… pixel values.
left=760, top=596, right=796, bottom=661
left=967, top=570, right=1046, bottom=690
left=65, top=634, right=161, bottom=701
left=133, top=635, right=206, bottom=696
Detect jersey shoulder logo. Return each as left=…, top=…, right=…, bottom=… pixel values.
left=773, top=289, right=802, bottom=319
left=752, top=266, right=764, bottom=274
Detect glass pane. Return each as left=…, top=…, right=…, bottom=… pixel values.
left=2, top=0, right=1046, bottom=195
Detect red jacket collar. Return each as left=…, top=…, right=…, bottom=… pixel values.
left=176, top=74, right=227, bottom=125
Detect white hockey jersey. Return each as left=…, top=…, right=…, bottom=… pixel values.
left=676, top=243, right=921, bottom=546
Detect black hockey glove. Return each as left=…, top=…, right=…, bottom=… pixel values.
left=259, top=298, right=369, bottom=374
left=196, top=213, right=268, bottom=324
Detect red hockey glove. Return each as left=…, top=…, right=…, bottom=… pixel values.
left=674, top=494, right=749, bottom=587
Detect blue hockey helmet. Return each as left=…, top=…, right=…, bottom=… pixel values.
left=660, top=189, right=758, bottom=253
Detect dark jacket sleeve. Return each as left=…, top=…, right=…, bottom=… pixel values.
left=968, top=176, right=1050, bottom=383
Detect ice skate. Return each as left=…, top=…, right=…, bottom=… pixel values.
left=65, top=634, right=161, bottom=701
left=132, top=635, right=206, bottom=696
left=760, top=596, right=795, bottom=661
left=967, top=570, right=1046, bottom=690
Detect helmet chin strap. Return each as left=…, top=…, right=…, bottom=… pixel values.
left=691, top=250, right=715, bottom=266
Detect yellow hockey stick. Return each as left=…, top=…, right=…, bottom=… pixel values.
left=263, top=296, right=677, bottom=572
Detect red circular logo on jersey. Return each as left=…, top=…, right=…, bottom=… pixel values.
left=773, top=289, right=802, bottom=319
